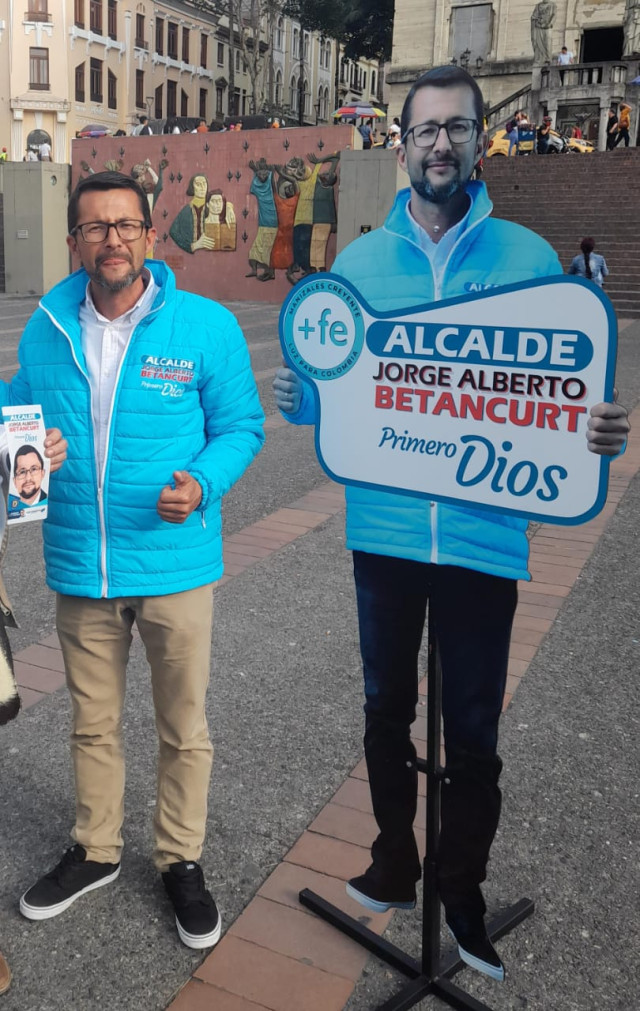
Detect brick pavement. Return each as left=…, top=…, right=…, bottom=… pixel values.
left=12, top=405, right=640, bottom=1011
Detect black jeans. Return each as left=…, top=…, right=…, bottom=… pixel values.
left=614, top=128, right=630, bottom=148
left=353, top=551, right=517, bottom=912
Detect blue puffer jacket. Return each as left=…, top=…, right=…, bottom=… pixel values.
left=285, top=183, right=563, bottom=581
left=0, top=260, right=264, bottom=597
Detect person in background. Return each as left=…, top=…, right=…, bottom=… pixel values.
left=557, top=45, right=574, bottom=64
left=537, top=115, right=552, bottom=153
left=568, top=237, right=609, bottom=287
left=195, top=120, right=208, bottom=133
left=137, top=116, right=153, bottom=136
left=606, top=108, right=618, bottom=150
left=0, top=148, right=7, bottom=163
left=38, top=140, right=52, bottom=161
left=25, top=148, right=38, bottom=162
left=613, top=102, right=631, bottom=147
left=358, top=118, right=375, bottom=150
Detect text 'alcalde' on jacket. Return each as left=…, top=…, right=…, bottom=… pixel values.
left=283, top=182, right=563, bottom=582
left=0, top=259, right=265, bottom=598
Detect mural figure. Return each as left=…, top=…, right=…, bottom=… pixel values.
left=269, top=176, right=300, bottom=281
left=131, top=158, right=168, bottom=216
left=246, top=158, right=279, bottom=280
left=276, top=152, right=340, bottom=285
left=530, top=1, right=556, bottom=64
left=204, top=189, right=237, bottom=251
left=169, top=174, right=215, bottom=253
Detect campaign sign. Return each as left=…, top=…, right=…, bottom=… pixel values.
left=279, top=274, right=617, bottom=524
left=1, top=405, right=50, bottom=525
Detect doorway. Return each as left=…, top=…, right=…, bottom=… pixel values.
left=580, top=27, right=624, bottom=63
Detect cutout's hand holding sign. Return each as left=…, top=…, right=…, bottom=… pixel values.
left=279, top=273, right=622, bottom=524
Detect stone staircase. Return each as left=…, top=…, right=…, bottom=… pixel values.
left=483, top=147, right=640, bottom=319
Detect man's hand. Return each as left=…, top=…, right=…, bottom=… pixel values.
left=587, top=395, right=630, bottom=456
left=157, top=471, right=203, bottom=523
left=44, top=428, right=68, bottom=473
left=191, top=235, right=215, bottom=252
left=273, top=367, right=302, bottom=414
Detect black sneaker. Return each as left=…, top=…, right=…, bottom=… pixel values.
left=162, top=861, right=221, bottom=950
left=447, top=908, right=505, bottom=982
left=346, top=863, right=417, bottom=913
left=19, top=844, right=120, bottom=921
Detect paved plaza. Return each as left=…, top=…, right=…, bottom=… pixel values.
left=0, top=295, right=638, bottom=1011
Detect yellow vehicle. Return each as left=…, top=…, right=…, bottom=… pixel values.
left=487, top=127, right=595, bottom=156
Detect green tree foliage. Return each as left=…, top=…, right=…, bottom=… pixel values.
left=283, top=0, right=393, bottom=61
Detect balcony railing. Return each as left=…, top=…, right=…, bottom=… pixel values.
left=25, top=10, right=51, bottom=21
left=540, top=61, right=631, bottom=90
left=135, top=39, right=148, bottom=50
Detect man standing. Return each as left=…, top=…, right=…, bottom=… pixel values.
left=137, top=115, right=153, bottom=136
left=274, top=66, right=629, bottom=981
left=2, top=171, right=264, bottom=949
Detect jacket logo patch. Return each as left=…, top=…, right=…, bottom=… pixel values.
left=139, top=354, right=195, bottom=384
left=464, top=282, right=499, bottom=292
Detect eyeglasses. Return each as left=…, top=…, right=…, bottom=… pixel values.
left=402, top=118, right=480, bottom=148
left=15, top=465, right=43, bottom=480
left=71, top=220, right=147, bottom=243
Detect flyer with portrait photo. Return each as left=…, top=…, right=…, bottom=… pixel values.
left=1, top=405, right=50, bottom=525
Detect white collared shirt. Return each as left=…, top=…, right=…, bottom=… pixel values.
left=404, top=198, right=472, bottom=290
left=79, top=271, right=157, bottom=480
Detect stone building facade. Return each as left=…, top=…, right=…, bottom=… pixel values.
left=0, top=0, right=383, bottom=163
left=386, top=0, right=640, bottom=148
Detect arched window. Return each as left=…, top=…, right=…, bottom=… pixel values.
left=324, top=86, right=330, bottom=118
left=318, top=86, right=325, bottom=120
left=290, top=75, right=298, bottom=111
left=275, top=16, right=284, bottom=50
left=292, top=27, right=299, bottom=59
left=275, top=69, right=283, bottom=106
left=371, top=70, right=377, bottom=96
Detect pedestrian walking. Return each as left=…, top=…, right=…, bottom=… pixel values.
left=613, top=102, right=631, bottom=147
left=568, top=236, right=609, bottom=287
left=1, top=170, right=264, bottom=950
left=537, top=115, right=552, bottom=153
left=274, top=64, right=629, bottom=983
left=606, top=108, right=618, bottom=150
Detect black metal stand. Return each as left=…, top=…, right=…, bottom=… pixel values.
left=299, top=608, right=534, bottom=1010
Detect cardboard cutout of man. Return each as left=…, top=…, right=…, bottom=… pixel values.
left=274, top=66, right=629, bottom=981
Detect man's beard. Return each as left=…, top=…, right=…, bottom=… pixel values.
left=88, top=256, right=144, bottom=292
left=410, top=156, right=466, bottom=204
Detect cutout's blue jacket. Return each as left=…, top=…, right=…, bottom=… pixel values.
left=285, top=183, right=563, bottom=581
left=0, top=260, right=264, bottom=597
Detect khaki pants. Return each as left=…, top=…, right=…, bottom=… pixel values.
left=56, top=585, right=214, bottom=871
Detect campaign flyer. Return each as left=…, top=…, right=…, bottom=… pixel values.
left=1, top=406, right=50, bottom=525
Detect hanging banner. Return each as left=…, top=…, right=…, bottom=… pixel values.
left=279, top=274, right=617, bottom=525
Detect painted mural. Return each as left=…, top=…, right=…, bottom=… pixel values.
left=71, top=126, right=355, bottom=303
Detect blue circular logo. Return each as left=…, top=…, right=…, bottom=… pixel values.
left=281, top=275, right=365, bottom=380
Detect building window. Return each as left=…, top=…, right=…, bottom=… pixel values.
left=216, top=86, right=223, bottom=116
left=90, top=57, right=103, bottom=102
left=199, top=88, right=207, bottom=119
left=292, top=28, right=299, bottom=59
left=217, top=41, right=224, bottom=65
left=136, top=69, right=144, bottom=108
left=200, top=34, right=207, bottom=68
left=90, top=0, right=102, bottom=34
left=135, top=14, right=145, bottom=48
left=156, top=18, right=163, bottom=55
left=75, top=62, right=85, bottom=102
left=167, top=79, right=177, bottom=116
left=155, top=84, right=163, bottom=119
left=181, top=89, right=188, bottom=117
left=74, top=0, right=84, bottom=28
left=303, top=32, right=309, bottom=61
left=290, top=75, right=298, bottom=112
left=449, top=4, right=493, bottom=63
left=231, top=88, right=240, bottom=116
left=27, top=0, right=49, bottom=21
left=275, top=69, right=282, bottom=106
left=108, top=69, right=117, bottom=109
left=371, top=70, right=376, bottom=96
left=168, top=22, right=178, bottom=60
left=235, top=49, right=241, bottom=72
left=29, top=47, right=50, bottom=90
left=107, top=0, right=116, bottom=39
left=182, top=27, right=190, bottom=63
left=275, top=17, right=283, bottom=50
